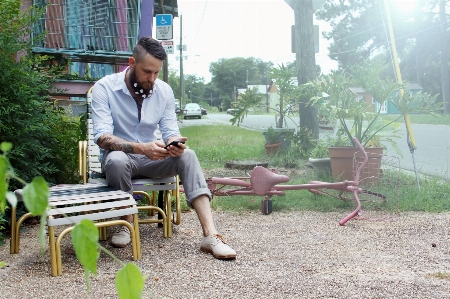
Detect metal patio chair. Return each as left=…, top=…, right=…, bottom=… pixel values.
left=78, top=91, right=182, bottom=238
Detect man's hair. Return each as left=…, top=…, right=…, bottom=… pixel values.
left=132, top=37, right=167, bottom=62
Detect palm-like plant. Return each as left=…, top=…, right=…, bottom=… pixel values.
left=229, top=87, right=262, bottom=127
left=269, top=64, right=297, bottom=128
left=230, top=64, right=298, bottom=129
left=309, top=61, right=440, bottom=155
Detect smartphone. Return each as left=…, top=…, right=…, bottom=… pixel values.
left=164, top=140, right=185, bottom=149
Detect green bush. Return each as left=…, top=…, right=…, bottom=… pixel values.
left=0, top=0, right=83, bottom=240
left=0, top=0, right=81, bottom=189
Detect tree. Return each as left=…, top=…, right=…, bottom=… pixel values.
left=166, top=68, right=180, bottom=99
left=203, top=83, right=221, bottom=109
left=315, top=0, right=450, bottom=113
left=165, top=70, right=208, bottom=106
left=315, top=0, right=389, bottom=70
left=209, top=57, right=272, bottom=109
left=184, top=74, right=206, bottom=104
left=293, top=0, right=319, bottom=138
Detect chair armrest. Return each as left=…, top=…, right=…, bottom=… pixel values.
left=78, top=140, right=88, bottom=184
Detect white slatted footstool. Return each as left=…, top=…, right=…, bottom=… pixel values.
left=11, top=183, right=141, bottom=276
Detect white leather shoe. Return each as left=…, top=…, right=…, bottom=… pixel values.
left=111, top=225, right=131, bottom=248
left=200, top=234, right=236, bottom=259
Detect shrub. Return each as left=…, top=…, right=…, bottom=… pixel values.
left=0, top=0, right=81, bottom=190
left=0, top=0, right=82, bottom=240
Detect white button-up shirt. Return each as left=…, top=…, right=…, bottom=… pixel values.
left=91, top=68, right=180, bottom=160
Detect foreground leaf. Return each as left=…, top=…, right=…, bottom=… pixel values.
left=72, top=220, right=100, bottom=272
left=0, top=156, right=9, bottom=213
left=22, top=177, right=49, bottom=216
left=72, top=219, right=100, bottom=289
left=116, top=263, right=146, bottom=299
left=0, top=142, right=13, bottom=154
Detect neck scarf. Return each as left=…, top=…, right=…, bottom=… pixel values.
left=127, top=70, right=153, bottom=122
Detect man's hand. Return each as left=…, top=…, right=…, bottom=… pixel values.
left=165, top=137, right=188, bottom=158
left=140, top=141, right=170, bottom=160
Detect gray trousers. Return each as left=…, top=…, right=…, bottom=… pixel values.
left=101, top=149, right=211, bottom=208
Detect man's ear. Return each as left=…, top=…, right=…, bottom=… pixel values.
left=128, top=57, right=135, bottom=68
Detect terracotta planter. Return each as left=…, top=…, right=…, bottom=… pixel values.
left=264, top=142, right=282, bottom=156
left=262, top=128, right=295, bottom=149
left=328, top=146, right=383, bottom=183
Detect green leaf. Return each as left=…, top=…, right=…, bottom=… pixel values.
left=0, top=142, right=13, bottom=154
left=0, top=156, right=8, bottom=213
left=22, top=177, right=49, bottom=216
left=116, top=263, right=146, bottom=299
left=72, top=219, right=100, bottom=279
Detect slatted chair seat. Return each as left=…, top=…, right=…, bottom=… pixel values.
left=79, top=90, right=181, bottom=238
left=11, top=184, right=141, bottom=276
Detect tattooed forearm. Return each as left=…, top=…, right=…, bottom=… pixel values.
left=97, top=134, right=135, bottom=153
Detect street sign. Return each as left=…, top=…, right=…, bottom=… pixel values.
left=161, top=40, right=174, bottom=54
left=155, top=14, right=173, bottom=40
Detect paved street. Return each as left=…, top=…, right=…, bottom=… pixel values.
left=180, top=113, right=450, bottom=180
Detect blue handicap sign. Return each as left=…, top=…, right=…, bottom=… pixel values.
left=156, top=14, right=173, bottom=27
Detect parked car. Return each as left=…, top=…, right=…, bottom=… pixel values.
left=183, top=103, right=202, bottom=119
left=200, top=107, right=207, bottom=115
left=226, top=108, right=239, bottom=115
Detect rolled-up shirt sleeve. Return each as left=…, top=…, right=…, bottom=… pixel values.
left=158, top=88, right=181, bottom=142
left=91, top=81, right=114, bottom=145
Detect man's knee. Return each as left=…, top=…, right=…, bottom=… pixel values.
left=104, top=151, right=130, bottom=176
left=103, top=151, right=133, bottom=191
left=180, top=149, right=198, bottom=164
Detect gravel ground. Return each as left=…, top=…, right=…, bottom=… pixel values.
left=1, top=209, right=450, bottom=299
left=2, top=117, right=450, bottom=298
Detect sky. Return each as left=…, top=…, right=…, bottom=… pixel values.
left=153, top=0, right=338, bottom=83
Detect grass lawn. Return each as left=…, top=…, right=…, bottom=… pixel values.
left=180, top=124, right=450, bottom=215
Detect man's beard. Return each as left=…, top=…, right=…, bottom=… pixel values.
left=129, top=68, right=153, bottom=97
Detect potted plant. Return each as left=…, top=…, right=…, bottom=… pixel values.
left=229, top=64, right=297, bottom=150
left=317, top=100, right=336, bottom=131
left=308, top=134, right=344, bottom=178
left=269, top=64, right=298, bottom=129
left=263, top=126, right=282, bottom=156
left=308, top=60, right=440, bottom=181
left=308, top=139, right=331, bottom=177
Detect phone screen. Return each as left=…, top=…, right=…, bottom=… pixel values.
left=164, top=140, right=185, bottom=149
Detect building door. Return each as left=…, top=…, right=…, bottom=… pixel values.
left=379, top=101, right=387, bottom=113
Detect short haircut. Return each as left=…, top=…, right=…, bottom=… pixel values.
left=132, top=37, right=167, bottom=62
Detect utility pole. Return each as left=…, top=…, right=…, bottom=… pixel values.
left=179, top=14, right=184, bottom=108
left=246, top=70, right=249, bottom=89
left=293, top=0, right=319, bottom=138
left=265, top=71, right=269, bottom=113
left=439, top=0, right=450, bottom=114
left=160, top=3, right=168, bottom=83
